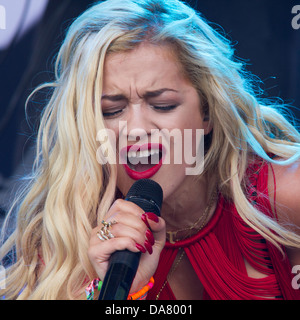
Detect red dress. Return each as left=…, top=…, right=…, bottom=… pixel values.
left=147, top=159, right=300, bottom=300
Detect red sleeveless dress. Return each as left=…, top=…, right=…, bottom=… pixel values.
left=147, top=159, right=300, bottom=300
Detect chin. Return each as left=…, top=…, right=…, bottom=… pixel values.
left=116, top=161, right=186, bottom=200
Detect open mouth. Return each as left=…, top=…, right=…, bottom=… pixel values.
left=120, top=143, right=165, bottom=180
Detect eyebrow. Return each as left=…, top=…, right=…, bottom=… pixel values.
left=101, top=88, right=178, bottom=101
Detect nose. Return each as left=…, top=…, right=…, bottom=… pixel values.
left=126, top=104, right=152, bottom=142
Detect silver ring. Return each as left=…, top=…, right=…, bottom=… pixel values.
left=96, top=231, right=106, bottom=241
left=97, top=220, right=117, bottom=241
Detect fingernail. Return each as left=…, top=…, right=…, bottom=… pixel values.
left=145, top=212, right=159, bottom=223
left=144, top=240, right=153, bottom=255
left=141, top=213, right=151, bottom=229
left=146, top=229, right=155, bottom=246
left=135, top=243, right=146, bottom=253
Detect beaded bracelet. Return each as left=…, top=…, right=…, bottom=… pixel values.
left=127, top=277, right=155, bottom=300
left=85, top=277, right=154, bottom=300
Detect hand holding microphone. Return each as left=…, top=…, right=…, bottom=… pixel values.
left=88, top=179, right=166, bottom=299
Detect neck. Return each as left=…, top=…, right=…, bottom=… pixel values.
left=161, top=173, right=217, bottom=237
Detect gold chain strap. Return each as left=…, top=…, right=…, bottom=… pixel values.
left=156, top=249, right=186, bottom=300
left=166, top=189, right=218, bottom=244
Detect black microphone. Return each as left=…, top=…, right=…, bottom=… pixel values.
left=98, top=179, right=163, bottom=300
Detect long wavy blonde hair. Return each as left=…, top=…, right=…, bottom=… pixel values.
left=1, top=0, right=300, bottom=299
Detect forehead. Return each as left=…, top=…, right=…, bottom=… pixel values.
left=102, top=42, right=190, bottom=92
left=105, top=42, right=179, bottom=65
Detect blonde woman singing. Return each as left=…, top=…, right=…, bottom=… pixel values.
left=1, top=0, right=300, bottom=300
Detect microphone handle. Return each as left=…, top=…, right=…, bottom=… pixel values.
left=98, top=250, right=141, bottom=300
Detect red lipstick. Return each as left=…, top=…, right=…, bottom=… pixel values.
left=120, top=143, right=165, bottom=180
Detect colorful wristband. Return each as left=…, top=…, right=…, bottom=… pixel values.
left=127, top=277, right=154, bottom=300
left=85, top=278, right=103, bottom=300
left=85, top=277, right=154, bottom=300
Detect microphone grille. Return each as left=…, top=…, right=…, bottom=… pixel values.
left=126, top=179, right=163, bottom=214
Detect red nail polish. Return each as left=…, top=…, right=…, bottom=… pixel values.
left=144, top=240, right=153, bottom=255
left=146, top=229, right=155, bottom=246
left=145, top=212, right=159, bottom=223
left=135, top=243, right=146, bottom=253
left=141, top=213, right=151, bottom=229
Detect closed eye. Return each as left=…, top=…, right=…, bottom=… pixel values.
left=102, top=104, right=179, bottom=118
left=152, top=105, right=178, bottom=112
left=102, top=108, right=124, bottom=118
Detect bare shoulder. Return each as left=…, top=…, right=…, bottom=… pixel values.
left=268, top=158, right=300, bottom=229
left=268, top=161, right=300, bottom=266
left=268, top=158, right=300, bottom=266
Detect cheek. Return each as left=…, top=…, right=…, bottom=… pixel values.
left=167, top=126, right=201, bottom=167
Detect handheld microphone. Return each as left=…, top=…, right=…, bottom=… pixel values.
left=98, top=179, right=163, bottom=300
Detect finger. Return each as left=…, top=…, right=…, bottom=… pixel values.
left=89, top=236, right=140, bottom=261
left=88, top=237, right=141, bottom=279
left=145, top=214, right=166, bottom=248
left=109, top=210, right=147, bottom=232
left=91, top=217, right=148, bottom=247
left=106, top=199, right=145, bottom=220
left=104, top=223, right=148, bottom=248
left=90, top=219, right=149, bottom=251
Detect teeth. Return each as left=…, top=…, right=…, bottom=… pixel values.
left=128, top=149, right=159, bottom=158
left=127, top=149, right=161, bottom=165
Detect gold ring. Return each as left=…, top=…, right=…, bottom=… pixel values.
left=97, top=219, right=117, bottom=241
left=97, top=229, right=114, bottom=241
left=101, top=220, right=117, bottom=228
left=101, top=226, right=115, bottom=239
